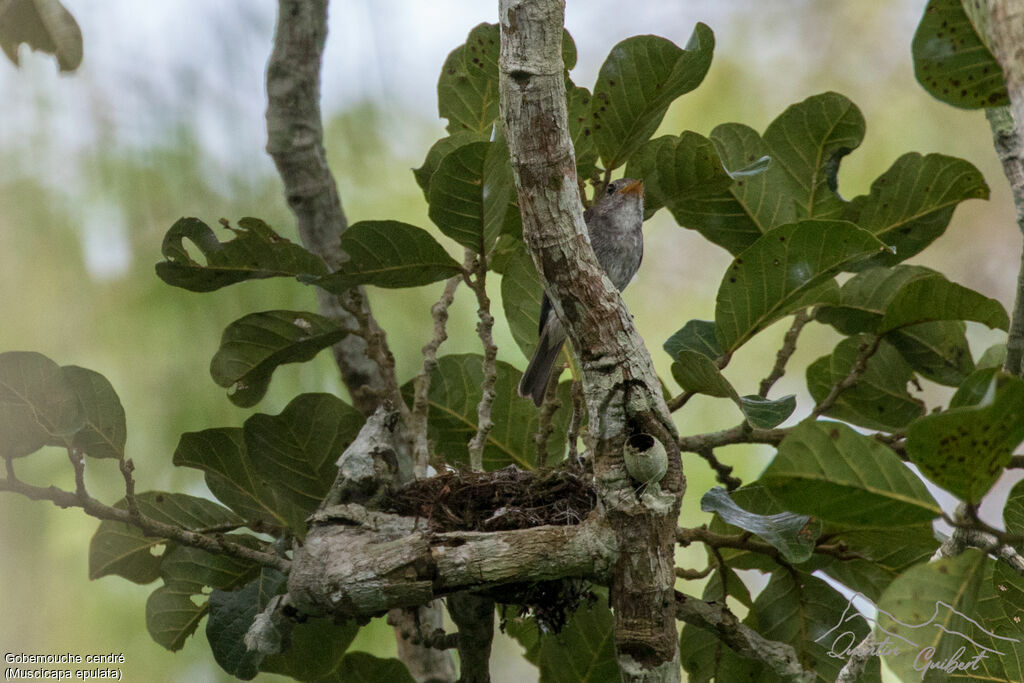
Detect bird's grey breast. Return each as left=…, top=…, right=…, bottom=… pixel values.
left=587, top=212, right=644, bottom=291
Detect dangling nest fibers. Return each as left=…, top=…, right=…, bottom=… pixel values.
left=385, top=461, right=596, bottom=532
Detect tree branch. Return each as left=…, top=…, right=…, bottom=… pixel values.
left=759, top=309, right=809, bottom=397
left=674, top=593, right=814, bottom=683
left=466, top=251, right=498, bottom=472
left=499, top=2, right=682, bottom=678
left=811, top=335, right=881, bottom=417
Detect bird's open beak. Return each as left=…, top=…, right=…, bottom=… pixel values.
left=619, top=179, right=645, bottom=197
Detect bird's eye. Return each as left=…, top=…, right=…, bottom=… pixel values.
left=606, top=183, right=616, bottom=195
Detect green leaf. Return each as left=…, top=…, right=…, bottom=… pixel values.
left=950, top=366, right=1000, bottom=408
left=590, top=24, right=714, bottom=170
left=701, top=487, right=821, bottom=563
left=334, top=653, right=415, bottom=683
left=624, top=131, right=733, bottom=219
left=89, top=491, right=243, bottom=583
left=751, top=570, right=880, bottom=682
left=206, top=568, right=287, bottom=679
left=663, top=320, right=722, bottom=361
left=671, top=350, right=734, bottom=399
left=61, top=365, right=126, bottom=459
left=705, top=484, right=791, bottom=571
left=209, top=310, right=345, bottom=408
left=877, top=550, right=1007, bottom=682
left=912, top=0, right=1008, bottom=109
left=428, top=141, right=509, bottom=254
left=844, top=153, right=988, bottom=265
left=535, top=601, right=617, bottom=682
left=259, top=619, right=359, bottom=682
left=665, top=122, right=790, bottom=254
left=817, top=265, right=942, bottom=335
left=413, top=130, right=487, bottom=196
left=401, top=354, right=571, bottom=470
left=0, top=351, right=83, bottom=457
left=146, top=582, right=206, bottom=652
left=501, top=248, right=545, bottom=360
left=738, top=394, right=796, bottom=429
left=243, top=393, right=364, bottom=531
left=566, top=82, right=598, bottom=180
left=888, top=320, right=975, bottom=387
left=437, top=25, right=499, bottom=134
left=155, top=217, right=326, bottom=293
left=906, top=375, right=1024, bottom=503
left=1005, top=479, right=1024, bottom=537
left=714, top=219, right=885, bottom=352
left=173, top=428, right=283, bottom=527
left=878, top=273, right=1008, bottom=332
left=811, top=522, right=938, bottom=601
left=160, top=543, right=260, bottom=593
left=761, top=92, right=865, bottom=220
left=308, top=221, right=462, bottom=292
left=0, top=0, right=82, bottom=72
left=763, top=421, right=941, bottom=527
left=807, top=336, right=924, bottom=431
left=980, top=343, right=1008, bottom=369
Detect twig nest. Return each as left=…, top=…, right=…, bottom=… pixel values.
left=623, top=432, right=667, bottom=485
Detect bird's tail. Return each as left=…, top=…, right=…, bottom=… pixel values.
left=518, top=317, right=566, bottom=406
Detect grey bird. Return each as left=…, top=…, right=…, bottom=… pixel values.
left=518, top=178, right=646, bottom=406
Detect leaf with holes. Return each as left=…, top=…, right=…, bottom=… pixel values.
left=763, top=421, right=940, bottom=528
left=156, top=217, right=327, bottom=292
left=701, top=487, right=821, bottom=563
left=807, top=336, right=924, bottom=431
left=844, top=153, right=988, bottom=265
left=912, top=0, right=1008, bottom=109
left=309, top=221, right=462, bottom=292
left=243, top=393, right=364, bottom=533
left=206, top=568, right=287, bottom=678
left=715, top=219, right=884, bottom=352
left=61, top=365, right=126, bottom=459
left=401, top=354, right=571, bottom=470
left=209, top=310, right=345, bottom=408
left=906, top=375, right=1024, bottom=503
left=590, top=24, right=714, bottom=170
left=0, top=351, right=83, bottom=458
left=89, top=492, right=243, bottom=583
left=146, top=582, right=206, bottom=652
left=624, top=131, right=733, bottom=219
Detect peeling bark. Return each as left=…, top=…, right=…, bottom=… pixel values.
left=497, top=1, right=683, bottom=679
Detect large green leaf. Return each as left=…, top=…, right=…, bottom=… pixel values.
left=912, top=0, right=1008, bottom=109
left=427, top=140, right=510, bottom=254
left=146, top=582, right=206, bottom=652
left=61, top=365, right=126, bottom=459
left=762, top=92, right=865, bottom=220
left=1005, top=479, right=1024, bottom=537
left=533, top=601, right=617, bottom=682
left=155, top=217, right=326, bottom=292
left=701, top=487, right=820, bottom=563
left=206, top=568, right=287, bottom=679
left=844, top=153, right=988, bottom=265
left=663, top=319, right=722, bottom=362
left=332, top=654, right=415, bottom=683
left=172, top=428, right=284, bottom=528
left=816, top=265, right=937, bottom=335
left=209, top=310, right=345, bottom=408
left=590, top=23, right=714, bottom=170
left=259, top=619, right=360, bottom=682
left=877, top=550, right=1016, bottom=682
left=89, top=492, right=243, bottom=583
left=906, top=375, right=1024, bottom=502
left=889, top=320, right=975, bottom=387
left=501, top=248, right=545, bottom=360
left=807, top=336, right=924, bottom=431
left=566, top=81, right=599, bottom=180
left=0, top=351, right=83, bottom=457
left=878, top=273, right=1008, bottom=332
left=401, top=354, right=571, bottom=470
left=309, top=220, right=462, bottom=292
left=623, top=131, right=733, bottom=218
left=763, top=421, right=941, bottom=527
left=714, top=219, right=885, bottom=352
left=751, top=570, right=880, bottom=682
left=413, top=130, right=487, bottom=197
left=160, top=544, right=260, bottom=593
left=243, top=393, right=364, bottom=530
